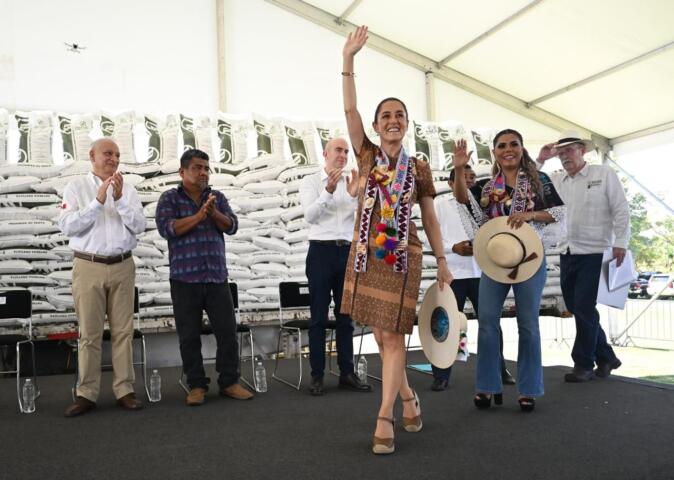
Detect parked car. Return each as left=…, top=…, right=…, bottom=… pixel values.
left=629, top=272, right=659, bottom=298
left=646, top=274, right=674, bottom=298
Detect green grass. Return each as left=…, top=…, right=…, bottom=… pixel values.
left=639, top=375, right=674, bottom=385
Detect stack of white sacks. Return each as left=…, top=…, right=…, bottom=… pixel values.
left=0, top=108, right=561, bottom=329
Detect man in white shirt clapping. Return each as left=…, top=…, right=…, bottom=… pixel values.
left=299, top=138, right=372, bottom=396
left=537, top=130, right=629, bottom=382
left=59, top=138, right=146, bottom=416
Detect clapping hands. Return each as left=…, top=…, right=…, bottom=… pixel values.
left=345, top=168, right=359, bottom=197
left=96, top=172, right=124, bottom=204
left=200, top=194, right=216, bottom=220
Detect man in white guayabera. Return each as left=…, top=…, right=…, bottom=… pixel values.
left=59, top=138, right=146, bottom=417
left=537, top=130, right=629, bottom=383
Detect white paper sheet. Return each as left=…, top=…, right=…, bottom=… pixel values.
left=608, top=250, right=637, bottom=291
left=597, top=249, right=632, bottom=309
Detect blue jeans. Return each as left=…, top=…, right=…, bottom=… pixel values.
left=560, top=253, right=618, bottom=370
left=431, top=277, right=508, bottom=382
left=476, top=259, right=546, bottom=397
left=305, top=242, right=354, bottom=378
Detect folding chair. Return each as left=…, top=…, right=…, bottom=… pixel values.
left=272, top=281, right=339, bottom=390
left=0, top=290, right=40, bottom=412
left=73, top=287, right=151, bottom=401
left=178, top=282, right=257, bottom=393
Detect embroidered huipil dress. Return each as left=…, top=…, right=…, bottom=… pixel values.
left=341, top=137, right=435, bottom=334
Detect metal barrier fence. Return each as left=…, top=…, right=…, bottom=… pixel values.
left=606, top=298, right=674, bottom=349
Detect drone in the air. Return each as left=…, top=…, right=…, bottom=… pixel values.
left=64, top=42, right=87, bottom=53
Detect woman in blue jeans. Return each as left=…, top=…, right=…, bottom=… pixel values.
left=452, top=129, right=565, bottom=412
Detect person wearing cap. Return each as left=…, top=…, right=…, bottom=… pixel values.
left=537, top=131, right=629, bottom=382
left=59, top=138, right=146, bottom=417
left=299, top=137, right=372, bottom=396
left=453, top=129, right=565, bottom=412
left=430, top=165, right=515, bottom=391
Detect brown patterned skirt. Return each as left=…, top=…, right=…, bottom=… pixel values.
left=341, top=242, right=422, bottom=335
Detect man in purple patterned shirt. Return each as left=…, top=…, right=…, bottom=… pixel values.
left=156, top=149, right=253, bottom=405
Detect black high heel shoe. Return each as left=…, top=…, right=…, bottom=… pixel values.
left=518, top=397, right=535, bottom=412
left=473, top=393, right=503, bottom=409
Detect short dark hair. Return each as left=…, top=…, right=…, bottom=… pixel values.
left=373, top=97, right=408, bottom=124
left=180, top=149, right=209, bottom=169
left=449, top=164, right=472, bottom=182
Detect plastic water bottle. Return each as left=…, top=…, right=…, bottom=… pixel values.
left=22, top=378, right=36, bottom=414
left=357, top=356, right=368, bottom=382
left=149, top=369, right=162, bottom=402
left=254, top=360, right=268, bottom=393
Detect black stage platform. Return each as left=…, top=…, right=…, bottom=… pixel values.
left=2, top=351, right=673, bottom=480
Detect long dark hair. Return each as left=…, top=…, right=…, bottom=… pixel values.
left=492, top=129, right=543, bottom=198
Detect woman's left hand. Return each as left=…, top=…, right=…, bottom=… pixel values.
left=436, top=261, right=453, bottom=291
left=507, top=212, right=531, bottom=229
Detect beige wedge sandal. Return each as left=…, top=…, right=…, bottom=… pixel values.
left=402, top=389, right=423, bottom=433
left=372, top=416, right=395, bottom=455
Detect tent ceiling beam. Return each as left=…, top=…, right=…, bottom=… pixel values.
left=437, top=0, right=545, bottom=66
left=610, top=119, right=674, bottom=146
left=336, top=0, right=364, bottom=25
left=264, top=0, right=609, bottom=148
left=529, top=40, right=674, bottom=106
left=606, top=153, right=674, bottom=216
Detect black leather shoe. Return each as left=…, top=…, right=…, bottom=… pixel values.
left=430, top=378, right=448, bottom=391
left=595, top=358, right=622, bottom=378
left=501, top=368, right=516, bottom=385
left=339, top=372, right=372, bottom=392
left=310, top=376, right=324, bottom=396
left=564, top=367, right=595, bottom=383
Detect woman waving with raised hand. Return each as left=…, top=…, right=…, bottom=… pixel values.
left=453, top=129, right=565, bottom=413
left=340, top=25, right=453, bottom=455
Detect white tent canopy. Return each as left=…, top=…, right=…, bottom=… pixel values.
left=271, top=0, right=674, bottom=151
left=1, top=0, right=673, bottom=156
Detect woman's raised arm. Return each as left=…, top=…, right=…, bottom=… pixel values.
left=451, top=139, right=472, bottom=204
left=342, top=25, right=368, bottom=155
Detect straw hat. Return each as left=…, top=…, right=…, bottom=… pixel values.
left=418, top=281, right=468, bottom=369
left=553, top=129, right=594, bottom=150
left=474, top=216, right=543, bottom=284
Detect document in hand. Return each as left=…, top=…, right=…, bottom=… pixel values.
left=597, top=249, right=633, bottom=309
left=608, top=250, right=637, bottom=291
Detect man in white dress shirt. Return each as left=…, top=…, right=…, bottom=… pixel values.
left=537, top=130, right=629, bottom=382
left=431, top=165, right=514, bottom=391
left=299, top=137, right=371, bottom=396
left=59, top=138, right=146, bottom=416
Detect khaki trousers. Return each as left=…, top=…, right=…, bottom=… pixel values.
left=72, top=256, right=135, bottom=401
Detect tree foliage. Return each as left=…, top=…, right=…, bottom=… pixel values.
left=627, top=190, right=674, bottom=271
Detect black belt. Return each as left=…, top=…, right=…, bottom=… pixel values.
left=309, top=240, right=351, bottom=247
left=74, top=250, right=132, bottom=265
